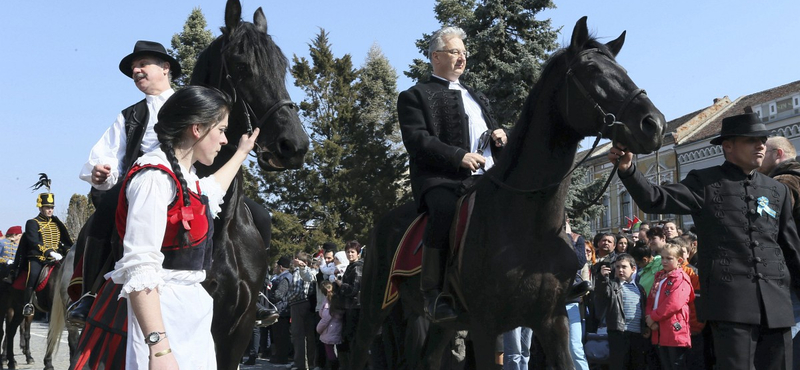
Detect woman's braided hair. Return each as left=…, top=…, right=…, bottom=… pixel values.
left=153, top=86, right=232, bottom=247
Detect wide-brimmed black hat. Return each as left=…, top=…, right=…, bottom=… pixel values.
left=118, top=40, right=182, bottom=79
left=710, top=112, right=772, bottom=145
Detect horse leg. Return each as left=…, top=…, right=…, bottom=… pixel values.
left=531, top=307, right=574, bottom=370
left=68, top=327, right=80, bottom=370
left=5, top=313, right=22, bottom=370
left=418, top=323, right=454, bottom=370
left=21, top=317, right=32, bottom=365
left=468, top=327, right=502, bottom=370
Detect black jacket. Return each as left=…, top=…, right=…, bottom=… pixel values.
left=398, top=77, right=503, bottom=211
left=595, top=275, right=647, bottom=333
left=14, top=214, right=72, bottom=271
left=619, top=161, right=800, bottom=327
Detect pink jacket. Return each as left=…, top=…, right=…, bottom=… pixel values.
left=646, top=268, right=694, bottom=347
left=316, top=297, right=343, bottom=345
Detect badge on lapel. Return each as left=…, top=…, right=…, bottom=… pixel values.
left=756, top=196, right=776, bottom=218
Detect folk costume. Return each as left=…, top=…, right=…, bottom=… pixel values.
left=398, top=75, right=504, bottom=322
left=13, top=175, right=72, bottom=317
left=0, top=226, right=22, bottom=264
left=74, top=149, right=223, bottom=370
left=618, top=113, right=800, bottom=370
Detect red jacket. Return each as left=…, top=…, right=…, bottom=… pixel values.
left=646, top=268, right=694, bottom=347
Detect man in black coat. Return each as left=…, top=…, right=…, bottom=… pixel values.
left=398, top=26, right=506, bottom=323
left=608, top=112, right=800, bottom=369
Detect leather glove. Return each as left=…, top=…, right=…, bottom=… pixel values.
left=49, top=251, right=63, bottom=261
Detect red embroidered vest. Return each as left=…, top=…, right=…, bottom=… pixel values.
left=115, top=163, right=214, bottom=271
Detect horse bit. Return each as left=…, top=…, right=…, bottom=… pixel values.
left=483, top=47, right=648, bottom=214
left=218, top=41, right=298, bottom=158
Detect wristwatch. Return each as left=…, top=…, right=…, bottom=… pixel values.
left=145, top=331, right=167, bottom=345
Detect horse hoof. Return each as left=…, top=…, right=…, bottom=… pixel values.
left=25, top=359, right=33, bottom=365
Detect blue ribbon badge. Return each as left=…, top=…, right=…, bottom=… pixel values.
left=756, top=196, right=777, bottom=218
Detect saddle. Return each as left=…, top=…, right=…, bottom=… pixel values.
left=12, top=263, right=56, bottom=292
left=382, top=192, right=476, bottom=310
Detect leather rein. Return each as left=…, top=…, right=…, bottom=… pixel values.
left=217, top=40, right=298, bottom=158
left=481, top=48, right=648, bottom=214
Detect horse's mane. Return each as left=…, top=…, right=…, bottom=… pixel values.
left=489, top=34, right=611, bottom=177
left=222, top=22, right=290, bottom=97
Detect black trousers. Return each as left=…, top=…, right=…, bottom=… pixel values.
left=658, top=345, right=689, bottom=370
left=608, top=330, right=648, bottom=370
left=25, top=260, right=45, bottom=290
left=711, top=321, right=791, bottom=370
left=422, top=186, right=460, bottom=250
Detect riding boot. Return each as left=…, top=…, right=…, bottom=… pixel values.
left=22, top=287, right=35, bottom=317
left=66, top=293, right=96, bottom=326
left=420, top=247, right=457, bottom=323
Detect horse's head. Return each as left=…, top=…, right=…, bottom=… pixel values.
left=192, top=0, right=309, bottom=171
left=558, top=16, right=665, bottom=154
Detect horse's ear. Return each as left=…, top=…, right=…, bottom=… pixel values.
left=254, top=7, right=267, bottom=34
left=569, top=16, right=589, bottom=53
left=225, top=0, right=242, bottom=32
left=606, top=30, right=626, bottom=57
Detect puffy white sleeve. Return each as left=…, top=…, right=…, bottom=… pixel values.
left=108, top=169, right=174, bottom=298
left=197, top=175, right=225, bottom=219
left=78, top=113, right=128, bottom=191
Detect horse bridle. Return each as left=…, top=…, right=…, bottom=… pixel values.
left=484, top=48, right=647, bottom=214
left=218, top=41, right=298, bottom=157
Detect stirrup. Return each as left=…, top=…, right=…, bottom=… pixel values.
left=22, top=303, right=34, bottom=317
left=424, top=292, right=457, bottom=323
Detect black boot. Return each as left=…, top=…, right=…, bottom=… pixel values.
left=22, top=287, right=35, bottom=317
left=66, top=293, right=96, bottom=326
left=420, top=248, right=456, bottom=323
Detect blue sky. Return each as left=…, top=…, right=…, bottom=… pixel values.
left=1, top=0, right=799, bottom=229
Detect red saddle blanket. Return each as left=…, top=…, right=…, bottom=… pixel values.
left=381, top=192, right=475, bottom=309
left=12, top=264, right=55, bottom=292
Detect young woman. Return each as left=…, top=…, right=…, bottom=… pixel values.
left=108, top=86, right=258, bottom=369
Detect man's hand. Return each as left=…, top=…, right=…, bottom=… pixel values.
left=599, top=265, right=611, bottom=277
left=91, top=164, right=112, bottom=185
left=461, top=153, right=486, bottom=171
left=607, top=145, right=633, bottom=172
left=49, top=252, right=63, bottom=261
left=491, top=129, right=507, bottom=147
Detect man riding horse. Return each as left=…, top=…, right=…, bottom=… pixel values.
left=397, top=26, right=507, bottom=323
left=68, top=40, right=274, bottom=324
left=9, top=174, right=72, bottom=317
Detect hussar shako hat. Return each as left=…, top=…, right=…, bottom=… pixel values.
left=31, top=173, right=55, bottom=208
left=119, top=40, right=182, bottom=80
left=710, top=112, right=772, bottom=145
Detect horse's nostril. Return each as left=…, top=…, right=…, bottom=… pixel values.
left=277, top=138, right=296, bottom=156
left=640, top=115, right=661, bottom=138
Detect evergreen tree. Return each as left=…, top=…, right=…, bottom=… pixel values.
left=169, top=8, right=215, bottom=88
left=565, top=165, right=604, bottom=238
left=256, top=31, right=406, bottom=251
left=64, top=194, right=94, bottom=241
left=407, top=0, right=558, bottom=127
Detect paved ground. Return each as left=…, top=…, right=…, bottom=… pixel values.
left=3, top=320, right=300, bottom=370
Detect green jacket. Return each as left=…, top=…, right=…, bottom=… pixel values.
left=637, top=255, right=663, bottom=296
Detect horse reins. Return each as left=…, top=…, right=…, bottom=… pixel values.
left=482, top=48, right=648, bottom=214
left=218, top=40, right=298, bottom=157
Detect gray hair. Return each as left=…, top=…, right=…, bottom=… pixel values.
left=428, top=26, right=467, bottom=60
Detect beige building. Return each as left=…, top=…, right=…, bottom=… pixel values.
left=578, top=80, right=800, bottom=236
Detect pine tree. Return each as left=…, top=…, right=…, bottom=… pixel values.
left=407, top=0, right=558, bottom=127
left=169, top=8, right=215, bottom=88
left=565, top=165, right=604, bottom=238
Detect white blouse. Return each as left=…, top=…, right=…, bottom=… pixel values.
left=107, top=149, right=224, bottom=299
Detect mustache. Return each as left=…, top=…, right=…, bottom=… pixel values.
left=133, top=72, right=147, bottom=82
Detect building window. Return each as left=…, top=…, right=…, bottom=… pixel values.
left=620, top=191, right=631, bottom=228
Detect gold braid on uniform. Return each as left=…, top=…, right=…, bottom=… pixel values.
left=35, top=215, right=60, bottom=262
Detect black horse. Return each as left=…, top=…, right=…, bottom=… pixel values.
left=190, top=1, right=308, bottom=369
left=0, top=261, right=62, bottom=369
left=352, top=17, right=665, bottom=370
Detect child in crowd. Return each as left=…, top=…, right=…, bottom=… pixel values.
left=596, top=253, right=649, bottom=370
left=646, top=243, right=694, bottom=370
left=317, top=280, right=343, bottom=370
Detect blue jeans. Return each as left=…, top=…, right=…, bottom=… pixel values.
left=503, top=327, right=532, bottom=370
left=566, top=302, right=590, bottom=370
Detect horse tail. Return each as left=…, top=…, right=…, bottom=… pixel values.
left=46, top=248, right=74, bottom=360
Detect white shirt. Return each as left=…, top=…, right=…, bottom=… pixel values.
left=432, top=74, right=494, bottom=175
left=107, top=148, right=224, bottom=299
left=78, top=89, right=175, bottom=190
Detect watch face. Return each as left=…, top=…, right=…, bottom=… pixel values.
left=148, top=332, right=160, bottom=343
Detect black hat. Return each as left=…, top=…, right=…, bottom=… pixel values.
left=277, top=256, right=292, bottom=269
left=710, top=112, right=771, bottom=145
left=119, top=40, right=182, bottom=79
